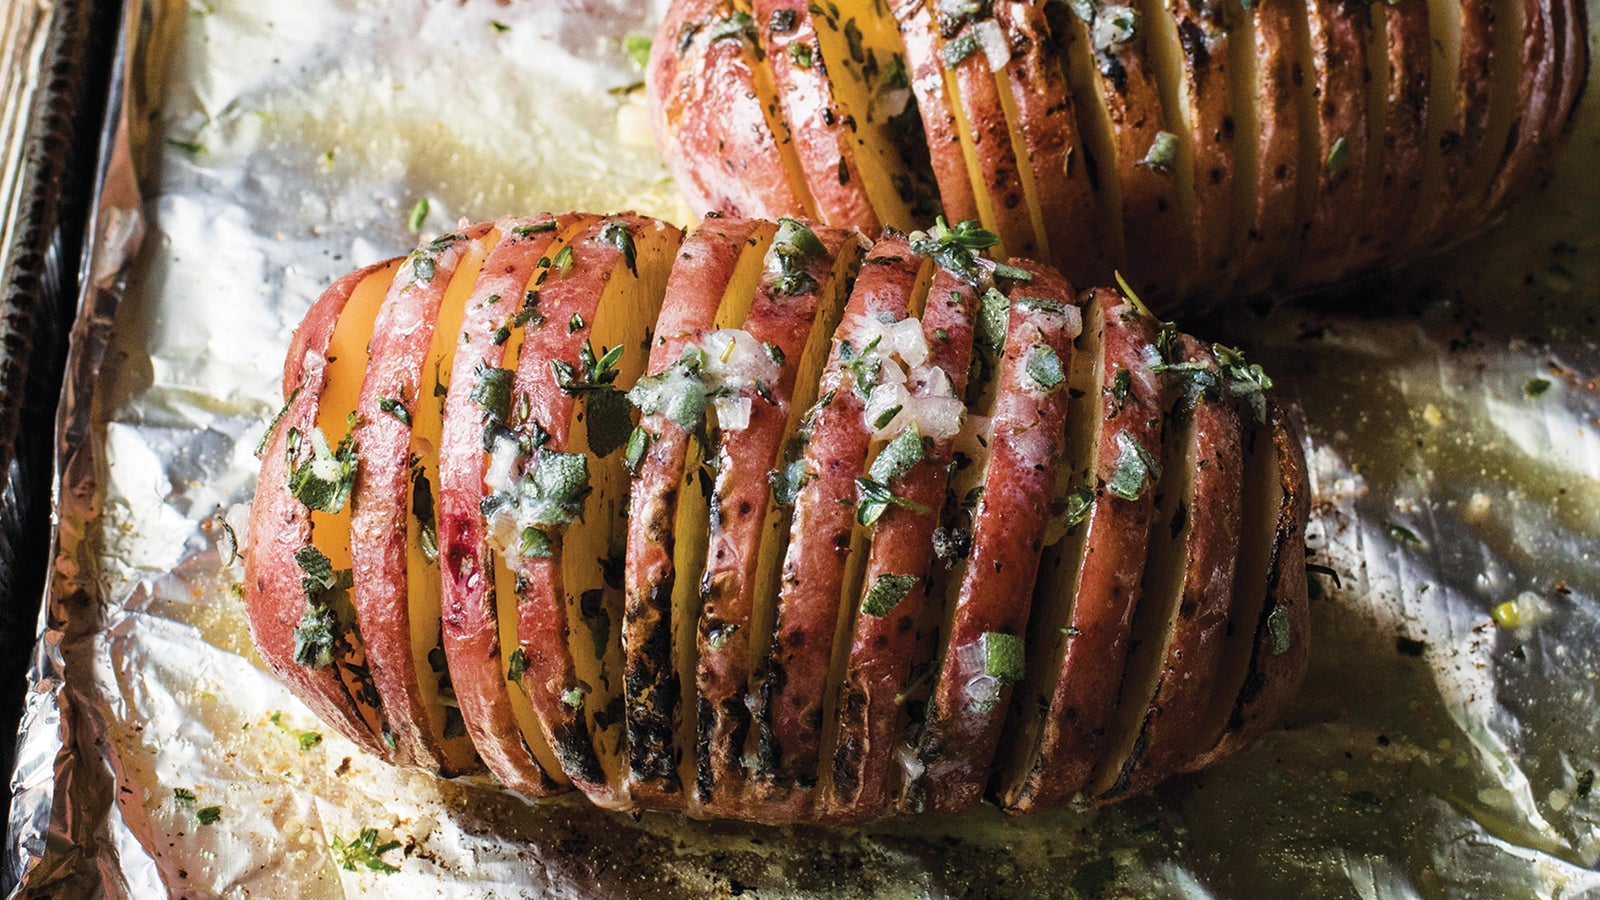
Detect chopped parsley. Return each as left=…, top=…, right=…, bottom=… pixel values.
left=377, top=396, right=410, bottom=426
left=1525, top=377, right=1552, bottom=398
left=623, top=34, right=652, bottom=68
left=1138, top=131, right=1179, bottom=177
left=941, top=33, right=978, bottom=66
left=507, top=647, right=528, bottom=682
left=624, top=426, right=653, bottom=474
left=769, top=458, right=811, bottom=507
left=708, top=11, right=758, bottom=44
left=602, top=220, right=638, bottom=276
left=405, top=197, right=429, bottom=232
left=855, top=476, right=932, bottom=526
left=1326, top=136, right=1349, bottom=177
left=520, top=527, right=553, bottom=559
left=196, top=806, right=222, bottom=826
left=470, top=364, right=515, bottom=421
left=330, top=828, right=403, bottom=874
left=287, top=424, right=358, bottom=514
left=770, top=217, right=826, bottom=295
left=978, top=288, right=1010, bottom=355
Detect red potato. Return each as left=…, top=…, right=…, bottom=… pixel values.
left=1365, top=0, right=1432, bottom=261
left=1235, top=0, right=1310, bottom=295
left=246, top=261, right=398, bottom=760
left=997, top=287, right=1168, bottom=813
left=1166, top=0, right=1240, bottom=286
left=497, top=215, right=684, bottom=806
left=823, top=262, right=978, bottom=823
left=1404, top=0, right=1496, bottom=254
left=900, top=262, right=1080, bottom=814
left=1291, top=0, right=1372, bottom=287
left=892, top=0, right=982, bottom=226
left=993, top=1, right=1105, bottom=284
left=622, top=217, right=776, bottom=811
left=696, top=222, right=868, bottom=821
left=648, top=0, right=815, bottom=221
left=1186, top=402, right=1311, bottom=772
left=1092, top=338, right=1245, bottom=802
left=1480, top=0, right=1556, bottom=217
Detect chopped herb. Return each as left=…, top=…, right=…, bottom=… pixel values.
left=288, top=424, right=358, bottom=514
left=166, top=138, right=205, bottom=157
left=771, top=217, right=826, bottom=295
left=523, top=449, right=591, bottom=525
left=1015, top=295, right=1068, bottom=315
left=932, top=525, right=972, bottom=565
left=1062, top=486, right=1094, bottom=529
left=411, top=467, right=439, bottom=563
left=981, top=632, right=1025, bottom=683
left=1386, top=523, right=1423, bottom=546
left=196, top=806, right=222, bottom=826
left=1267, top=606, right=1291, bottom=654
left=553, top=245, right=574, bottom=275
left=868, top=425, right=924, bottom=483
left=769, top=458, right=811, bottom=507
left=764, top=342, right=787, bottom=368
left=507, top=647, right=528, bottom=682
left=992, top=262, right=1033, bottom=282
left=1326, top=136, right=1349, bottom=177
left=1109, top=367, right=1132, bottom=410
left=513, top=220, right=558, bottom=237
left=173, top=788, right=196, bottom=803
left=978, top=288, right=1010, bottom=354
left=1025, top=345, right=1066, bottom=391
left=1578, top=769, right=1595, bottom=799
left=623, top=34, right=652, bottom=68
left=560, top=686, right=586, bottom=708
left=602, top=220, right=638, bottom=276
left=624, top=427, right=653, bottom=474
left=569, top=312, right=585, bottom=334
left=789, top=41, right=814, bottom=67
left=1105, top=431, right=1160, bottom=501
left=378, top=396, right=411, bottom=426
left=255, top=387, right=300, bottom=458
left=872, top=404, right=904, bottom=430
left=1138, top=131, right=1179, bottom=177
left=1525, top=377, right=1552, bottom=398
left=844, top=18, right=865, bottom=62
left=270, top=710, right=323, bottom=751
left=862, top=574, right=918, bottom=617
left=910, top=217, right=999, bottom=280
left=470, top=365, right=515, bottom=421
left=855, top=476, right=932, bottom=526
left=330, top=828, right=403, bottom=874
left=405, top=198, right=430, bottom=232
left=1213, top=344, right=1273, bottom=423
left=941, top=33, right=978, bottom=66
left=708, top=11, right=758, bottom=44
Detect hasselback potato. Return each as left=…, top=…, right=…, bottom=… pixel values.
left=646, top=0, right=1588, bottom=308
left=245, top=213, right=1310, bottom=823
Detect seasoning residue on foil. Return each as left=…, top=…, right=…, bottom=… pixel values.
left=9, top=0, right=1600, bottom=896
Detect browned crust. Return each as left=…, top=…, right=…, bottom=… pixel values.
left=648, top=0, right=814, bottom=220
left=754, top=0, right=880, bottom=230
left=892, top=0, right=982, bottom=224
left=1097, top=338, right=1244, bottom=802
left=1184, top=402, right=1310, bottom=772
left=246, top=262, right=395, bottom=760
left=623, top=217, right=768, bottom=811
left=822, top=263, right=979, bottom=824
left=901, top=261, right=1080, bottom=814
left=995, top=2, right=1107, bottom=285
left=998, top=288, right=1166, bottom=812
left=705, top=223, right=865, bottom=823
left=1481, top=0, right=1557, bottom=216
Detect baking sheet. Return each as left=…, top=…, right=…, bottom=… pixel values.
left=9, top=0, right=1600, bottom=896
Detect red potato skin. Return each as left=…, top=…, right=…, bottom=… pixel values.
left=1290, top=0, right=1371, bottom=288
left=1236, top=0, right=1307, bottom=296
left=1169, top=0, right=1238, bottom=286
left=1000, top=290, right=1166, bottom=813
left=937, top=14, right=1038, bottom=259
left=436, top=220, right=581, bottom=800
left=755, top=0, right=880, bottom=231
left=1482, top=0, right=1556, bottom=217
left=823, top=264, right=976, bottom=823
left=349, top=225, right=495, bottom=772
left=892, top=0, right=981, bottom=225
left=246, top=263, right=395, bottom=760
left=736, top=239, right=924, bottom=822
left=824, top=265, right=979, bottom=823
left=505, top=216, right=681, bottom=806
left=1365, top=0, right=1430, bottom=262
left=1184, top=403, right=1310, bottom=773
left=901, top=262, right=1079, bottom=814
left=623, top=217, right=768, bottom=811
left=696, top=224, right=865, bottom=822
left=1404, top=0, right=1496, bottom=255
left=1098, top=339, right=1244, bottom=802
left=995, top=2, right=1106, bottom=285
left=648, top=0, right=812, bottom=221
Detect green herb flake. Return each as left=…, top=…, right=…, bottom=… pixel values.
left=378, top=396, right=411, bottom=426
left=1105, top=431, right=1160, bottom=501
left=992, top=262, right=1033, bottom=282
left=1025, top=345, right=1066, bottom=391
left=1267, top=605, right=1291, bottom=654
left=470, top=366, right=515, bottom=420
left=623, top=34, right=651, bottom=67
left=513, top=220, right=558, bottom=237
left=561, top=686, right=586, bottom=708
left=196, top=806, right=222, bottom=826
left=708, top=11, right=758, bottom=43
left=978, top=288, right=1010, bottom=354
left=981, top=632, right=1025, bottom=683
left=789, top=41, right=814, bottom=67
left=771, top=217, right=826, bottom=295
left=330, top=828, right=403, bottom=874
left=1139, top=131, right=1179, bottom=177
left=602, top=220, right=638, bottom=276
left=1525, top=377, right=1552, bottom=398
left=1325, top=136, right=1349, bottom=177
left=868, top=424, right=924, bottom=483
left=507, top=647, right=528, bottom=682
left=1015, top=295, right=1068, bottom=315
left=173, top=788, right=196, bottom=803
left=764, top=342, right=787, bottom=368
left=1062, top=486, right=1094, bottom=529
left=405, top=198, right=430, bottom=232
left=166, top=138, right=206, bottom=157
left=553, top=245, right=575, bottom=275
left=624, top=427, right=653, bottom=474
left=855, top=476, right=932, bottom=526
left=910, top=217, right=999, bottom=279
left=288, top=425, right=358, bottom=514
left=770, top=458, right=811, bottom=507
left=411, top=467, right=439, bottom=564
left=862, top=573, right=918, bottom=617
left=941, top=33, right=978, bottom=66
left=1386, top=522, right=1424, bottom=547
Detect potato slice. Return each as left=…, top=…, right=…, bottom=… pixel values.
left=1454, top=0, right=1526, bottom=222
left=1403, top=0, right=1491, bottom=253
left=994, top=286, right=1165, bottom=812
left=1185, top=402, right=1311, bottom=772
left=900, top=262, right=1081, bottom=814
left=1043, top=3, right=1129, bottom=268
left=1480, top=0, right=1557, bottom=216
left=1070, top=1, right=1191, bottom=302
left=1288, top=0, right=1373, bottom=288
left=993, top=1, right=1106, bottom=284
left=820, top=259, right=978, bottom=823
left=648, top=0, right=816, bottom=220
left=1234, top=0, right=1311, bottom=295
left=1404, top=0, right=1462, bottom=256
left=739, top=237, right=933, bottom=822
left=477, top=216, right=684, bottom=807
left=756, top=0, right=937, bottom=231
left=621, top=218, right=778, bottom=811
left=1362, top=0, right=1431, bottom=263
left=245, top=261, right=400, bottom=760
left=1092, top=338, right=1245, bottom=802
left=692, top=222, right=867, bottom=820
left=890, top=0, right=985, bottom=230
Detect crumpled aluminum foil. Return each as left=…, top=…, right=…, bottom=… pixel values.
left=8, top=0, right=1600, bottom=895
